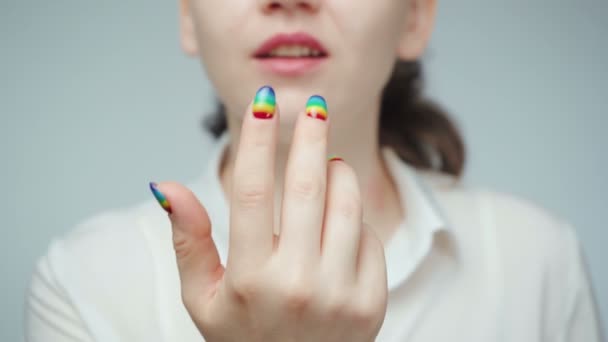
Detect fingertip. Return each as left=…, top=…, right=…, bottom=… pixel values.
left=150, top=181, right=172, bottom=214
left=252, top=85, right=277, bottom=119
left=150, top=181, right=210, bottom=223
left=305, top=94, right=328, bottom=121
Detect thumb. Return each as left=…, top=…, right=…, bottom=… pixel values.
left=149, top=181, right=224, bottom=305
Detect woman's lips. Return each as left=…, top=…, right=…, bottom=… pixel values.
left=254, top=57, right=327, bottom=77
left=253, top=32, right=329, bottom=77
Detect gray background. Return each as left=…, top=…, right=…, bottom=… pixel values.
left=2, top=1, right=606, bottom=340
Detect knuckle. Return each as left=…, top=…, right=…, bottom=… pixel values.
left=234, top=181, right=271, bottom=208
left=279, top=275, right=314, bottom=311
left=228, top=275, right=259, bottom=304
left=172, top=233, right=192, bottom=260
left=180, top=288, right=210, bottom=326
left=351, top=293, right=387, bottom=328
left=335, top=194, right=362, bottom=220
left=324, top=293, right=350, bottom=319
left=349, top=302, right=384, bottom=329
left=282, top=286, right=313, bottom=311
left=173, top=228, right=212, bottom=261
left=180, top=287, right=196, bottom=310
left=191, top=305, right=220, bottom=333
left=288, top=176, right=324, bottom=200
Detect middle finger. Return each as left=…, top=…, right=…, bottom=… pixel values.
left=278, top=95, right=329, bottom=263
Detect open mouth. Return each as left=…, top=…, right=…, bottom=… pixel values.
left=253, top=32, right=329, bottom=76
left=255, top=45, right=328, bottom=59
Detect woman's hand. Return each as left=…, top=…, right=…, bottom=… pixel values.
left=153, top=88, right=388, bottom=342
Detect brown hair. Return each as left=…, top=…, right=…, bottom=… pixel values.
left=204, top=60, right=466, bottom=177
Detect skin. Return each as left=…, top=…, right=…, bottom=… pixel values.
left=156, top=0, right=436, bottom=340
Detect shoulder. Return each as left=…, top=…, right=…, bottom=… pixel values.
left=419, top=169, right=574, bottom=234
left=417, top=170, right=604, bottom=338
left=50, top=198, right=170, bottom=272
left=417, top=169, right=581, bottom=267
left=28, top=198, right=173, bottom=333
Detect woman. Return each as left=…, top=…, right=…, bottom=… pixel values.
left=25, top=0, right=603, bottom=341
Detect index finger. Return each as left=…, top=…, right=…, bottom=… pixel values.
left=228, top=86, right=278, bottom=272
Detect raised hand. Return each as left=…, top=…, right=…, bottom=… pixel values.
left=150, top=86, right=388, bottom=342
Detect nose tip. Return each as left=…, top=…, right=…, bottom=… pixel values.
left=259, top=0, right=321, bottom=13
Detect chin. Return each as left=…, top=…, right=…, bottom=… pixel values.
left=276, top=102, right=303, bottom=128
left=273, top=86, right=326, bottom=113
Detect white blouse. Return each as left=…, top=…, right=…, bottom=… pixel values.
left=25, top=133, right=604, bottom=341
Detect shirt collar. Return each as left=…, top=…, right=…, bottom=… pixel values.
left=381, top=147, right=449, bottom=236
left=380, top=147, right=450, bottom=289
left=193, top=132, right=451, bottom=290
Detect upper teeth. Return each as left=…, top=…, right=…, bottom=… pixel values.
left=268, top=45, right=323, bottom=57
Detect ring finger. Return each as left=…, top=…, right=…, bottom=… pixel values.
left=321, top=158, right=363, bottom=284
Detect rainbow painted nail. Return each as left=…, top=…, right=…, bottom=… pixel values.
left=328, top=155, right=343, bottom=162
left=252, top=85, right=276, bottom=119
left=149, top=182, right=172, bottom=214
left=306, top=95, right=328, bottom=121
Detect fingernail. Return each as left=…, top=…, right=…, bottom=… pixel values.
left=328, top=155, right=343, bottom=162
left=252, top=85, right=276, bottom=119
left=306, top=95, right=328, bottom=121
left=149, top=182, right=172, bottom=214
